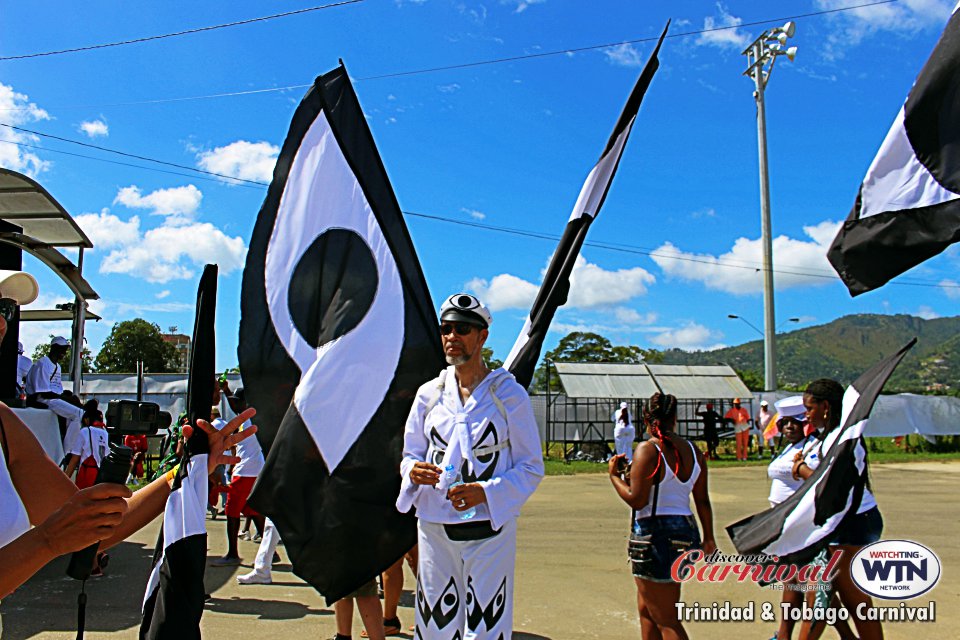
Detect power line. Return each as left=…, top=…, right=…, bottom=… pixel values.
left=0, top=0, right=363, bottom=62
left=0, top=139, right=266, bottom=188
left=402, top=210, right=960, bottom=291
left=0, top=0, right=897, bottom=111
left=0, top=123, right=268, bottom=186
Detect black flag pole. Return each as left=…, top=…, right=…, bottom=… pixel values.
left=140, top=264, right=217, bottom=640
left=504, top=21, right=669, bottom=388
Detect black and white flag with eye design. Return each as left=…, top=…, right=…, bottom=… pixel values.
left=503, top=22, right=668, bottom=388
left=727, top=339, right=915, bottom=566
left=140, top=264, right=217, bottom=640
left=828, top=4, right=960, bottom=296
left=239, top=64, right=443, bottom=603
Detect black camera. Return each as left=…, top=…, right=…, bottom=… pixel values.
left=66, top=443, right=133, bottom=580
left=104, top=400, right=171, bottom=436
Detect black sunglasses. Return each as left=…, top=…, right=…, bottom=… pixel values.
left=777, top=416, right=806, bottom=428
left=0, top=298, right=18, bottom=322
left=440, top=322, right=477, bottom=336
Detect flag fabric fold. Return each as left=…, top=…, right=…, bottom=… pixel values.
left=140, top=264, right=217, bottom=640
left=726, top=339, right=915, bottom=566
left=827, top=5, right=960, bottom=296
left=239, top=65, right=444, bottom=603
left=503, top=22, right=668, bottom=388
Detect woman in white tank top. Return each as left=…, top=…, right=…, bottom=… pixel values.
left=0, top=271, right=261, bottom=600
left=609, top=392, right=716, bottom=640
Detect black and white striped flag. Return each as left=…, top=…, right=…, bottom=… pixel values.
left=827, top=4, right=960, bottom=296
left=504, top=23, right=668, bottom=388
left=727, top=339, right=915, bottom=565
left=239, top=65, right=443, bottom=603
left=140, top=264, right=217, bottom=640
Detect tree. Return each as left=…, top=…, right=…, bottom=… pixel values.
left=30, top=337, right=93, bottom=374
left=94, top=319, right=180, bottom=373
left=481, top=346, right=503, bottom=370
left=735, top=368, right=765, bottom=392
left=531, top=331, right=664, bottom=392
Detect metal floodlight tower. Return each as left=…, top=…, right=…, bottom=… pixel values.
left=742, top=21, right=797, bottom=392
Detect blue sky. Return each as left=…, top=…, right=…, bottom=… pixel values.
left=1, top=0, right=957, bottom=370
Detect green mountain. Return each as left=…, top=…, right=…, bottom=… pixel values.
left=660, top=314, right=960, bottom=393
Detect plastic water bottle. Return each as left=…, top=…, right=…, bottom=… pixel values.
left=445, top=464, right=476, bottom=520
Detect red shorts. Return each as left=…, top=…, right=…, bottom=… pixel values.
left=224, top=476, right=260, bottom=519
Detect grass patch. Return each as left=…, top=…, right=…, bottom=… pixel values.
left=542, top=436, right=960, bottom=476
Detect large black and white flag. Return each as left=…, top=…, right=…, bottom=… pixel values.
left=140, top=264, right=217, bottom=639
left=504, top=23, right=668, bottom=388
left=727, top=339, right=915, bottom=565
left=239, top=65, right=443, bottom=603
left=827, top=4, right=960, bottom=296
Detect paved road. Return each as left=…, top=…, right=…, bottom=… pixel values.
left=2, top=461, right=956, bottom=639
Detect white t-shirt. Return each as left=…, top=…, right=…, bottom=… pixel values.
left=25, top=356, right=63, bottom=396
left=767, top=435, right=817, bottom=505
left=17, top=355, right=32, bottom=385
left=231, top=421, right=264, bottom=478
left=69, top=426, right=110, bottom=467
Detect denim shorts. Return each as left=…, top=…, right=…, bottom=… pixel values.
left=830, top=506, right=883, bottom=546
left=629, top=515, right=701, bottom=583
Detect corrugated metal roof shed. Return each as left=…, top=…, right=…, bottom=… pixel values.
left=553, top=363, right=658, bottom=399
left=644, top=364, right=750, bottom=399
left=553, top=363, right=750, bottom=400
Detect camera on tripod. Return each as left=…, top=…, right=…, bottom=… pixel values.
left=104, top=400, right=171, bottom=436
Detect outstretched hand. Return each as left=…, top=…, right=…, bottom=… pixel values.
left=36, top=483, right=132, bottom=556
left=181, top=407, right=258, bottom=475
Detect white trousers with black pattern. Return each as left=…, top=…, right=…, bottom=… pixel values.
left=416, top=519, right=516, bottom=640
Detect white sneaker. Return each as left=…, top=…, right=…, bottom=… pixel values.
left=237, top=571, right=272, bottom=585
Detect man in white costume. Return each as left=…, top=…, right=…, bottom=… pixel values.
left=397, top=293, right=544, bottom=640
left=612, top=401, right=635, bottom=462
left=25, top=336, right=84, bottom=450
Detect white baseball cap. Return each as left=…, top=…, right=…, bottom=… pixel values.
left=0, top=270, right=38, bottom=305
left=620, top=402, right=628, bottom=409
left=51, top=336, right=70, bottom=347
left=440, top=293, right=493, bottom=328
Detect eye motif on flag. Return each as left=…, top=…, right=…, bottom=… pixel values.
left=466, top=576, right=507, bottom=631
left=263, top=109, right=405, bottom=472
left=417, top=575, right=460, bottom=630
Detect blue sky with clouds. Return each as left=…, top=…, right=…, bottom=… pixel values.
left=1, top=0, right=957, bottom=370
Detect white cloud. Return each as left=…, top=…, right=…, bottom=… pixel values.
left=468, top=255, right=655, bottom=311
left=652, top=322, right=726, bottom=351
left=916, top=305, right=939, bottom=320
left=78, top=119, right=108, bottom=138
left=461, top=207, right=486, bottom=220
left=566, top=256, right=655, bottom=307
left=155, top=290, right=171, bottom=299
left=604, top=43, right=644, bottom=67
left=814, top=0, right=953, bottom=58
left=100, top=221, right=247, bottom=283
left=696, top=2, right=751, bottom=50
left=0, top=82, right=51, bottom=177
left=75, top=209, right=141, bottom=249
left=437, top=83, right=462, bottom=93
left=614, top=307, right=658, bottom=325
left=501, top=0, right=545, bottom=13
left=114, top=185, right=202, bottom=224
left=939, top=279, right=960, bottom=299
left=466, top=273, right=539, bottom=311
left=196, top=140, right=278, bottom=184
left=651, top=220, right=843, bottom=294
left=109, top=300, right=194, bottom=315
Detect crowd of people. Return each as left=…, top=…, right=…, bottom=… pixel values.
left=1, top=277, right=889, bottom=640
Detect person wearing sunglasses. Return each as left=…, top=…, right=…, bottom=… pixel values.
left=397, top=293, right=544, bottom=640
left=24, top=335, right=86, bottom=453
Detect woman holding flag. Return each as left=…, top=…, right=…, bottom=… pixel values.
left=794, top=379, right=884, bottom=640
